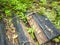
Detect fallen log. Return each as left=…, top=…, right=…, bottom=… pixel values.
left=27, top=13, right=60, bottom=45
left=27, top=13, right=48, bottom=45
left=0, top=13, right=36, bottom=45
left=12, top=14, right=36, bottom=45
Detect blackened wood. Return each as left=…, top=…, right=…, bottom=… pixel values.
left=27, top=13, right=60, bottom=45
left=0, top=21, right=8, bottom=45
left=12, top=14, right=36, bottom=45
left=20, top=21, right=36, bottom=45
left=32, top=13, right=60, bottom=40
left=27, top=15, right=48, bottom=45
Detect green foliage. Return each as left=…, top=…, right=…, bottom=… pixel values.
left=0, top=16, right=2, bottom=20
left=45, top=9, right=57, bottom=21
left=40, top=0, right=47, bottom=5
left=51, top=1, right=58, bottom=8
left=27, top=27, right=35, bottom=39
left=5, top=10, right=11, bottom=17
left=39, top=7, right=46, bottom=14
left=0, top=0, right=33, bottom=20
left=58, top=36, right=60, bottom=40
left=53, top=38, right=60, bottom=42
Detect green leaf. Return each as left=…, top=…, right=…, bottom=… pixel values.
left=5, top=10, right=11, bottom=17
left=40, top=0, right=47, bottom=5
left=53, top=38, right=60, bottom=42
left=51, top=1, right=58, bottom=8
left=0, top=16, right=2, bottom=20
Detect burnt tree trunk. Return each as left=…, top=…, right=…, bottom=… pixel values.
left=27, top=15, right=48, bottom=45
